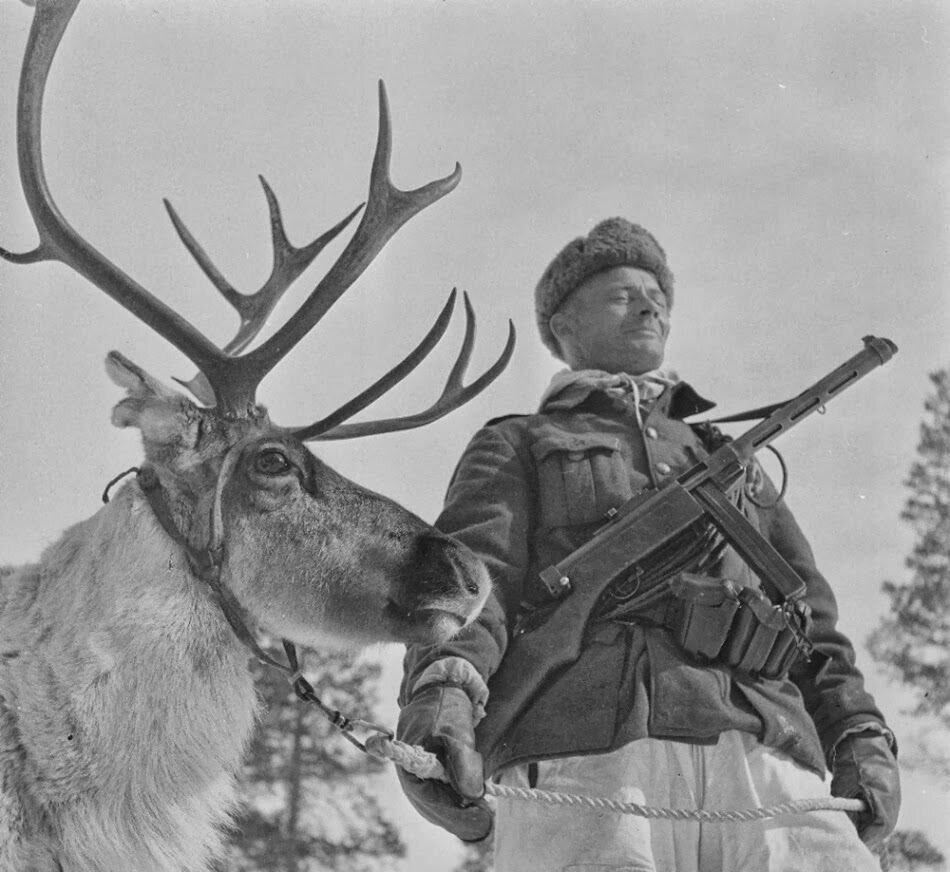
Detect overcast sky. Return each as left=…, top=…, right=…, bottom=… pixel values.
left=1, top=0, right=948, bottom=867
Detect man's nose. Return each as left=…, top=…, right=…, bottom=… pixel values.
left=632, top=295, right=660, bottom=318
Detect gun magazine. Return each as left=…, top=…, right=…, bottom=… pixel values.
left=668, top=576, right=811, bottom=679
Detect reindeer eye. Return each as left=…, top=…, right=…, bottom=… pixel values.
left=255, top=448, right=293, bottom=476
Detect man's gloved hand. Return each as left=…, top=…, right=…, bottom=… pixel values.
left=830, top=731, right=901, bottom=849
left=396, top=684, right=493, bottom=842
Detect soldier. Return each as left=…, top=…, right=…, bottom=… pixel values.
left=396, top=218, right=900, bottom=871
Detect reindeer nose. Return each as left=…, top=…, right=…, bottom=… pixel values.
left=415, top=532, right=484, bottom=597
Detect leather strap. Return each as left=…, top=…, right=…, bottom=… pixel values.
left=133, top=461, right=398, bottom=751
left=703, top=399, right=791, bottom=424
left=136, top=466, right=291, bottom=675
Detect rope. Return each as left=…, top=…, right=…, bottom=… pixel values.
left=483, top=785, right=865, bottom=824
left=365, top=736, right=867, bottom=824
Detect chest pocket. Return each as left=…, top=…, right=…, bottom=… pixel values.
left=530, top=432, right=633, bottom=530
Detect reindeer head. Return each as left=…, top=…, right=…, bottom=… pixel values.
left=2, top=0, right=514, bottom=651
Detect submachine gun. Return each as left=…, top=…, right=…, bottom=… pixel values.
left=476, top=335, right=898, bottom=747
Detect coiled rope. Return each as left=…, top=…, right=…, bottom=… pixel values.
left=365, top=735, right=867, bottom=824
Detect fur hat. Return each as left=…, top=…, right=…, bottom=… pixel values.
left=535, top=217, right=674, bottom=358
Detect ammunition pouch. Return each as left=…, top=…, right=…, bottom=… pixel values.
left=666, top=573, right=812, bottom=679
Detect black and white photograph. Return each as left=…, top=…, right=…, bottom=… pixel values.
left=1, top=1, right=947, bottom=870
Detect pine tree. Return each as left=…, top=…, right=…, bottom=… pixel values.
left=453, top=837, right=494, bottom=872
left=883, top=829, right=947, bottom=871
left=864, top=369, right=950, bottom=871
left=221, top=639, right=406, bottom=872
left=867, top=368, right=950, bottom=724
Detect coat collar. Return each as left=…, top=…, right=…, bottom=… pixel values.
left=540, top=378, right=716, bottom=421
left=664, top=381, right=717, bottom=420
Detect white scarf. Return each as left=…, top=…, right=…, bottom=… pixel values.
left=540, top=368, right=679, bottom=429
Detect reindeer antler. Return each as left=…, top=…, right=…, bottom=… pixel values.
left=298, top=291, right=516, bottom=441
left=1, top=0, right=228, bottom=391
left=2, top=0, right=513, bottom=427
left=164, top=182, right=363, bottom=405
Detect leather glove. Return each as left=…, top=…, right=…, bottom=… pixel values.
left=830, top=731, right=901, bottom=849
left=396, top=684, right=493, bottom=842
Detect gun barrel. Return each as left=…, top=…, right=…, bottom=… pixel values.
left=728, top=335, right=897, bottom=463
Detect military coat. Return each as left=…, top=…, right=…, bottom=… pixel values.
left=402, top=381, right=888, bottom=777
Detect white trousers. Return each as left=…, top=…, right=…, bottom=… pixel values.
left=492, top=731, right=880, bottom=872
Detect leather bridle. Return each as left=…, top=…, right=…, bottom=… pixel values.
left=103, top=447, right=391, bottom=752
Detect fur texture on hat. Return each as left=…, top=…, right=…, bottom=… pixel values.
left=535, top=217, right=674, bottom=358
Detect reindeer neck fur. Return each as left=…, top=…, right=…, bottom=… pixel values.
left=0, top=474, right=260, bottom=872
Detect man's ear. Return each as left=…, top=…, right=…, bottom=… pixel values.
left=549, top=310, right=572, bottom=347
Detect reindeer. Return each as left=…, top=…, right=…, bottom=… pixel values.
left=0, top=2, right=514, bottom=870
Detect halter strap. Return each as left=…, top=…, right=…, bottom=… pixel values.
left=133, top=456, right=389, bottom=752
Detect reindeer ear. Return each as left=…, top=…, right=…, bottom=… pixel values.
left=106, top=351, right=196, bottom=438
left=106, top=351, right=180, bottom=401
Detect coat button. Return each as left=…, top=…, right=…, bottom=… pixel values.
left=655, top=461, right=672, bottom=475
left=645, top=426, right=659, bottom=439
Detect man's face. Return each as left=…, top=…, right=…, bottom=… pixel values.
left=550, top=266, right=671, bottom=374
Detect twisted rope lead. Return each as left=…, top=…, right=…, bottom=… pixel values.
left=365, top=736, right=867, bottom=824
left=480, top=784, right=865, bottom=824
